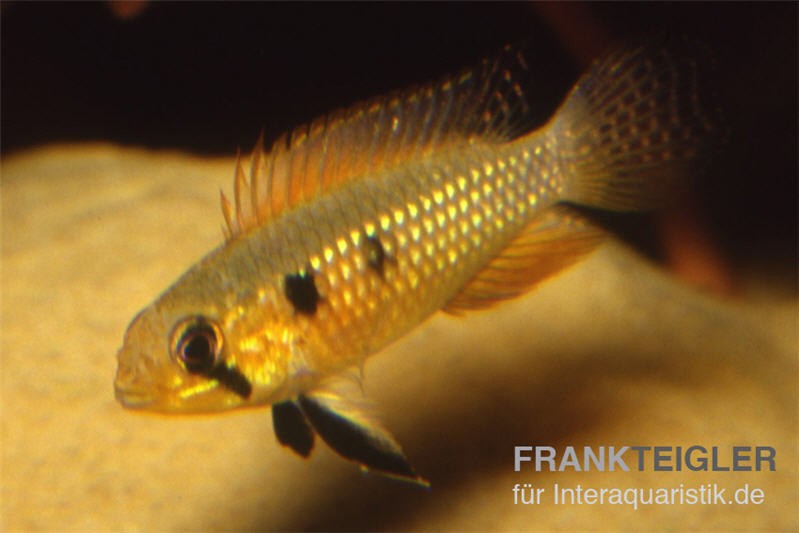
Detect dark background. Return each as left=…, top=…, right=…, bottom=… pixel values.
left=2, top=2, right=796, bottom=285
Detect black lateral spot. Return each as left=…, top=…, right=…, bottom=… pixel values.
left=208, top=364, right=252, bottom=399
left=365, top=235, right=387, bottom=277
left=284, top=270, right=320, bottom=314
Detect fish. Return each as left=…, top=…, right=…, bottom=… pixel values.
left=114, top=35, right=722, bottom=485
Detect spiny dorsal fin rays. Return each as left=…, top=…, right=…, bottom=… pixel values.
left=220, top=149, right=248, bottom=240
left=249, top=130, right=266, bottom=223
left=221, top=44, right=535, bottom=241
left=234, top=149, right=252, bottom=230
left=220, top=190, right=234, bottom=241
left=221, top=143, right=261, bottom=240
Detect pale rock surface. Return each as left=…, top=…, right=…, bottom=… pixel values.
left=2, top=144, right=796, bottom=531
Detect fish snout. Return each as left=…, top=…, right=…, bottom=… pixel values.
left=114, top=347, right=156, bottom=408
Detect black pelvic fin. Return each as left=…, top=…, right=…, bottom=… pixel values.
left=272, top=400, right=315, bottom=457
left=297, top=394, right=426, bottom=485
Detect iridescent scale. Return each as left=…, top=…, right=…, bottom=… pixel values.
left=116, top=36, right=723, bottom=414
left=115, top=37, right=724, bottom=481
left=281, top=136, right=563, bottom=366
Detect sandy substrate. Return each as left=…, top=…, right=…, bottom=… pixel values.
left=2, top=144, right=796, bottom=531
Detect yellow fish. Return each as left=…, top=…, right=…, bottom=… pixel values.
left=115, top=37, right=722, bottom=484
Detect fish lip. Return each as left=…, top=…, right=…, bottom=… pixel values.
left=114, top=384, right=154, bottom=409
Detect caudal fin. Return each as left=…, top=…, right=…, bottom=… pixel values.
left=554, top=35, right=725, bottom=212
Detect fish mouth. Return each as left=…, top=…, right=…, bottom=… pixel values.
left=114, top=382, right=155, bottom=409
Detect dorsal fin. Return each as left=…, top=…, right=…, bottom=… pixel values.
left=444, top=205, right=605, bottom=313
left=221, top=45, right=535, bottom=240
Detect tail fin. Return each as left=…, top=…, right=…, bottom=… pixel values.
left=554, top=35, right=725, bottom=212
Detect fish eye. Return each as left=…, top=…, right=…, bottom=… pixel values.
left=171, top=316, right=223, bottom=374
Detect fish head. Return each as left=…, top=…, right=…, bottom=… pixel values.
left=114, top=291, right=291, bottom=413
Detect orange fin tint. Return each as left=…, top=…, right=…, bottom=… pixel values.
left=444, top=206, right=605, bottom=313
left=221, top=45, right=535, bottom=241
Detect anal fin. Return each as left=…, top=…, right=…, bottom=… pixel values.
left=444, top=205, right=605, bottom=313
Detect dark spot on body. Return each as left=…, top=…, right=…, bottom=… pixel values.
left=365, top=235, right=388, bottom=277
left=284, top=270, right=321, bottom=314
